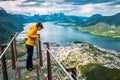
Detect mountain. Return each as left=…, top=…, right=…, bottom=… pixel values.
left=81, top=13, right=120, bottom=26
left=11, top=13, right=88, bottom=25
left=80, top=13, right=120, bottom=38
left=41, top=13, right=88, bottom=24
left=0, top=7, right=7, bottom=15
left=81, top=22, right=120, bottom=38
left=88, top=14, right=103, bottom=20
left=0, top=7, right=22, bottom=44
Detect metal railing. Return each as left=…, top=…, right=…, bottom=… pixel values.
left=0, top=33, right=18, bottom=80
left=0, top=33, right=18, bottom=59
left=0, top=32, right=75, bottom=80
left=39, top=39, right=74, bottom=80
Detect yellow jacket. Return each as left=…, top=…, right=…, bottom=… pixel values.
left=26, top=25, right=38, bottom=46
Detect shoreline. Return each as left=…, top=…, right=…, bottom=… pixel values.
left=80, top=30, right=120, bottom=39
left=71, top=41, right=120, bottom=54
left=55, top=22, right=120, bottom=39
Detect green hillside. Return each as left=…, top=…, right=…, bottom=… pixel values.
left=79, top=13, right=120, bottom=38
left=0, top=7, right=22, bottom=44
left=80, top=63, right=120, bottom=80
left=81, top=13, right=120, bottom=26
left=81, top=22, right=120, bottom=38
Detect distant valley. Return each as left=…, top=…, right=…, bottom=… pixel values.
left=55, top=13, right=120, bottom=38
left=0, top=7, right=120, bottom=44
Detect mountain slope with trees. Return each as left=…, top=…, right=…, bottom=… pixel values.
left=81, top=13, right=120, bottom=27
left=79, top=13, right=120, bottom=38
left=0, top=7, right=22, bottom=44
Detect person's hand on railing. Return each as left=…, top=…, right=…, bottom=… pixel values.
left=37, top=34, right=40, bottom=38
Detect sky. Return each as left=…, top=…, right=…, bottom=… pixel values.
left=0, top=0, right=120, bottom=16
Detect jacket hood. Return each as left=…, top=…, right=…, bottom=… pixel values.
left=30, top=25, right=37, bottom=30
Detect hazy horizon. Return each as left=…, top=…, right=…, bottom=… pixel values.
left=0, top=0, right=120, bottom=17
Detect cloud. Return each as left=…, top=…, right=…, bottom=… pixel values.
left=108, top=0, right=120, bottom=5
left=0, top=0, right=120, bottom=16
left=64, top=0, right=112, bottom=5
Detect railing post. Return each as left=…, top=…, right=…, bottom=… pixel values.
left=45, top=42, right=52, bottom=80
left=1, top=46, right=8, bottom=80
left=14, top=33, right=17, bottom=61
left=36, top=66, right=40, bottom=80
left=11, top=35, right=16, bottom=70
left=66, top=67, right=77, bottom=80
left=38, top=34, right=43, bottom=66
left=18, top=68, right=21, bottom=80
left=36, top=38, right=39, bottom=59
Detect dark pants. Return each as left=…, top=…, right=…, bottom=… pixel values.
left=26, top=44, right=33, bottom=69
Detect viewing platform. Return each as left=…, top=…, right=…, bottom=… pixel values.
left=0, top=33, right=76, bottom=80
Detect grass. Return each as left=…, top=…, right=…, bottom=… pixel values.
left=80, top=63, right=120, bottom=80
left=80, top=23, right=120, bottom=38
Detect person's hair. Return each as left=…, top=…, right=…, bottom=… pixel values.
left=36, top=22, right=44, bottom=29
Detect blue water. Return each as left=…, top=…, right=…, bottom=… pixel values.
left=35, top=22, right=120, bottom=52
left=19, top=22, right=120, bottom=52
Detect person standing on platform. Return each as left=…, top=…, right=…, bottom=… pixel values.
left=26, top=22, right=43, bottom=71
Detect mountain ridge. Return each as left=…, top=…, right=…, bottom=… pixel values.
left=0, top=7, right=23, bottom=44
left=81, top=13, right=120, bottom=27
left=11, top=13, right=88, bottom=25
left=10, top=11, right=120, bottom=27
left=0, top=7, right=120, bottom=44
